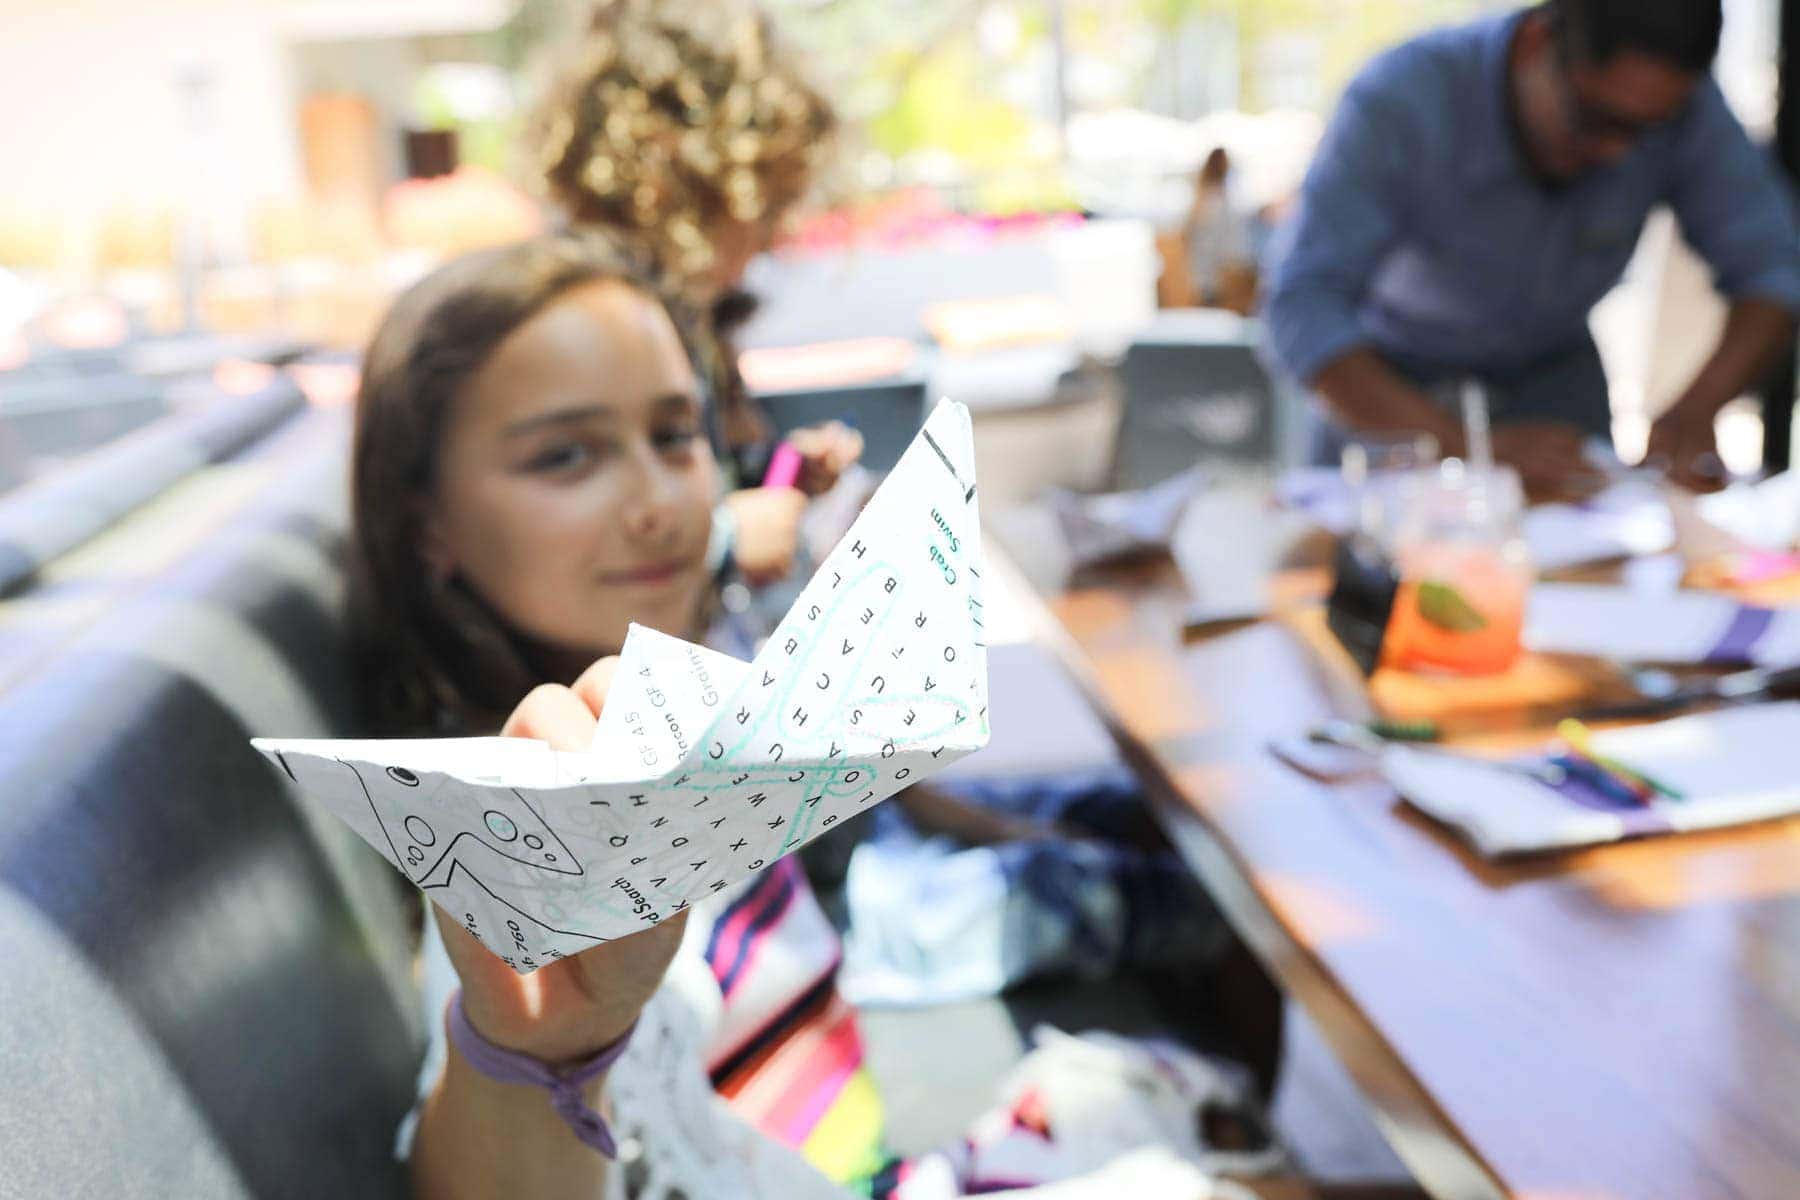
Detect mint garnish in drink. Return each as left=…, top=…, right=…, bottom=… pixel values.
left=1416, top=580, right=1489, bottom=633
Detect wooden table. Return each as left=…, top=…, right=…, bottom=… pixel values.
left=990, top=485, right=1800, bottom=1200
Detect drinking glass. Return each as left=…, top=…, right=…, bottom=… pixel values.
left=1383, top=462, right=1532, bottom=676
left=1341, top=431, right=1439, bottom=549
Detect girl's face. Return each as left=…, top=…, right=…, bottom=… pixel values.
left=426, top=279, right=717, bottom=671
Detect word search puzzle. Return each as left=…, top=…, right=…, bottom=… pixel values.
left=255, top=400, right=990, bottom=972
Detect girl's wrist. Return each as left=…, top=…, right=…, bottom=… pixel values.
left=446, top=990, right=635, bottom=1157
left=458, top=992, right=640, bottom=1066
left=443, top=1035, right=612, bottom=1108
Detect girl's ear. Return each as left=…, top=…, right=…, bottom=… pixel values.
left=417, top=502, right=457, bottom=584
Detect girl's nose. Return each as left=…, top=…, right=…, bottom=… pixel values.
left=619, top=449, right=683, bottom=544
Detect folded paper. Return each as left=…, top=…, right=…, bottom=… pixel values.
left=1525, top=583, right=1800, bottom=666
left=1047, top=466, right=1207, bottom=568
left=255, top=400, right=991, bottom=972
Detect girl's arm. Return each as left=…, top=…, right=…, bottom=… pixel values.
left=409, top=662, right=688, bottom=1199
left=897, top=782, right=1071, bottom=847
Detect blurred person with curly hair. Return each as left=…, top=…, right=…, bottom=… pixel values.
left=529, top=0, right=861, bottom=587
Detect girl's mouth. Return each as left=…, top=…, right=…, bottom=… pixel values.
left=601, top=558, right=693, bottom=587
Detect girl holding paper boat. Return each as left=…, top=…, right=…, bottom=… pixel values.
left=344, top=224, right=910, bottom=1196
left=271, top=4, right=1255, bottom=1196
left=308, top=231, right=1261, bottom=1197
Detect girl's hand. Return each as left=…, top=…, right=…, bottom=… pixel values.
left=724, top=486, right=807, bottom=587
left=436, top=658, right=688, bottom=1064
left=786, top=420, right=864, bottom=497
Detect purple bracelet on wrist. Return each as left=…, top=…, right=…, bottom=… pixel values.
left=445, top=989, right=636, bottom=1158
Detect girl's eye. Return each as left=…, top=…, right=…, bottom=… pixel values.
left=654, top=422, right=703, bottom=451
left=523, top=441, right=598, bottom=474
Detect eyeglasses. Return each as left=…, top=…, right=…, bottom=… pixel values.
left=1553, top=39, right=1668, bottom=144
left=1565, top=85, right=1660, bottom=142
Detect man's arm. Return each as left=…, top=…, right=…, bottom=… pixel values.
left=1657, top=80, right=1800, bottom=489
left=1648, top=297, right=1795, bottom=489
left=1315, top=348, right=1599, bottom=497
left=897, top=783, right=1058, bottom=846
left=1677, top=298, right=1796, bottom=417
left=1262, top=77, right=1416, bottom=405
left=1312, top=347, right=1467, bottom=453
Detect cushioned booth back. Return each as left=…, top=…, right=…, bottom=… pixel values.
left=0, top=407, right=420, bottom=1200
left=0, top=376, right=304, bottom=592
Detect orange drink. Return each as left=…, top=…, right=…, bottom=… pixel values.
left=1383, top=463, right=1531, bottom=677
left=1385, top=546, right=1530, bottom=674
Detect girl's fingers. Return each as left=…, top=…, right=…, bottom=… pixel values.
left=500, top=683, right=598, bottom=752
left=570, top=657, right=621, bottom=721
left=791, top=422, right=862, bottom=486
left=432, top=905, right=526, bottom=1016
left=830, top=425, right=864, bottom=471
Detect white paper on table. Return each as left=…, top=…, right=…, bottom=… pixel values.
left=255, top=400, right=991, bottom=972
left=1524, top=582, right=1800, bottom=665
left=1384, top=703, right=1800, bottom=856
left=1275, top=452, right=1674, bottom=572
left=1520, top=442, right=1672, bottom=569
left=1272, top=467, right=1355, bottom=534
left=1520, top=476, right=1673, bottom=571
left=1047, top=466, right=1207, bottom=567
left=1696, top=470, right=1800, bottom=551
left=1175, top=486, right=1314, bottom=628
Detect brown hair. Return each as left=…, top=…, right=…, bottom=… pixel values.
left=1198, top=147, right=1231, bottom=189
left=350, top=231, right=702, bottom=733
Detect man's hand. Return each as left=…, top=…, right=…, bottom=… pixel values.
left=1646, top=401, right=1729, bottom=494
left=1647, top=298, right=1793, bottom=494
left=1490, top=421, right=1605, bottom=501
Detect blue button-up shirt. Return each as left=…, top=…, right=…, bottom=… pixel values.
left=1265, top=9, right=1800, bottom=385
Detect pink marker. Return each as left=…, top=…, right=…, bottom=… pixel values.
left=1726, top=550, right=1800, bottom=586
left=762, top=441, right=803, bottom=490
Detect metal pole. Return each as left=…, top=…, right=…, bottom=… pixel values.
left=1760, top=0, right=1800, bottom=472
left=174, top=66, right=216, bottom=334
left=1049, top=0, right=1070, bottom=163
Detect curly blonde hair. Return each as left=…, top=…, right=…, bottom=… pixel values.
left=530, top=0, right=837, bottom=291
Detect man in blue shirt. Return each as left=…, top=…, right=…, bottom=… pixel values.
left=1265, top=0, right=1800, bottom=494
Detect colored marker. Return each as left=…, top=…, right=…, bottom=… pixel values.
left=1556, top=719, right=1686, bottom=802
left=1551, top=753, right=1649, bottom=808
left=1368, top=718, right=1440, bottom=742
left=762, top=442, right=803, bottom=490
left=1555, top=726, right=1648, bottom=802
left=1556, top=729, right=1654, bottom=804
